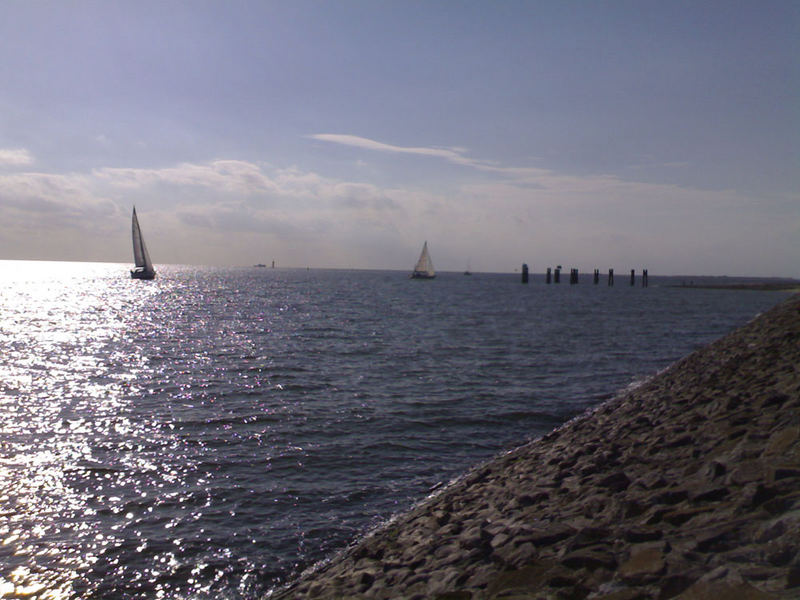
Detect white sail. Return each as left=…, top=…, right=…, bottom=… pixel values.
left=131, top=207, right=155, bottom=279
left=411, top=241, right=435, bottom=278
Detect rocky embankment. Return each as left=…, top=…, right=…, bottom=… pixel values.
left=274, top=294, right=800, bottom=599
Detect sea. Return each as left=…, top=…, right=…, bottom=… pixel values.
left=0, top=260, right=793, bottom=599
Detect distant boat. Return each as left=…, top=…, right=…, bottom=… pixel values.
left=254, top=264, right=266, bottom=268
left=464, top=260, right=472, bottom=276
left=411, top=241, right=435, bottom=279
left=130, top=207, right=156, bottom=280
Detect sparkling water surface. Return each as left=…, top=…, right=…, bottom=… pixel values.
left=0, top=261, right=791, bottom=599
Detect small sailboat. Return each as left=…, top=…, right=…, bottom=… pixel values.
left=130, top=207, right=156, bottom=280
left=411, top=241, right=435, bottom=279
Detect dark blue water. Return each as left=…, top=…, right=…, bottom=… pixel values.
left=0, top=261, right=791, bottom=599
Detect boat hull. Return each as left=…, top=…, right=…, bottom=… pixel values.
left=131, top=268, right=156, bottom=280
left=410, top=272, right=435, bottom=279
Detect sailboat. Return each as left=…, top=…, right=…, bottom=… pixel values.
left=411, top=241, right=435, bottom=279
left=130, top=207, right=156, bottom=280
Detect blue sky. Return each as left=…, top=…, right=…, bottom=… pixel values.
left=0, top=0, right=797, bottom=276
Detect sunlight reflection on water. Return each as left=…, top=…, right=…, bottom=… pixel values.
left=0, top=261, right=155, bottom=598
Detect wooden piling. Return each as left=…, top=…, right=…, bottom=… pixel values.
left=535, top=266, right=646, bottom=289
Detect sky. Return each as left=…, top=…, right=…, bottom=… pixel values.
left=0, top=0, right=797, bottom=276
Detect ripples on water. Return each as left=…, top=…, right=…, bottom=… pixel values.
left=0, top=261, right=790, bottom=599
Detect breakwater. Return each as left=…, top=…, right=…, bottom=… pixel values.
left=274, top=294, right=800, bottom=599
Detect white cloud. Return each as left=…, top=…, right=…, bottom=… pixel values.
left=0, top=170, right=120, bottom=263
left=93, top=161, right=399, bottom=213
left=94, top=160, right=279, bottom=195
left=0, top=148, right=34, bottom=167
left=0, top=172, right=94, bottom=207
left=0, top=153, right=796, bottom=276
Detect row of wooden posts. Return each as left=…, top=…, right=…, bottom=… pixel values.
left=520, top=264, right=649, bottom=287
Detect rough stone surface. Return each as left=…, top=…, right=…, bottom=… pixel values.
left=272, top=294, right=800, bottom=599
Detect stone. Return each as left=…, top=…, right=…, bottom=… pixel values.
left=484, top=563, right=556, bottom=596
left=623, top=527, right=663, bottom=543
left=703, top=461, right=727, bottom=480
left=622, top=499, right=648, bottom=518
left=619, top=545, right=666, bottom=582
left=692, top=523, right=743, bottom=553
left=460, top=524, right=488, bottom=550
left=560, top=546, right=617, bottom=571
left=662, top=505, right=714, bottom=526
left=517, top=491, right=549, bottom=506
left=773, top=466, right=800, bottom=480
left=689, top=486, right=729, bottom=503
left=665, top=434, right=694, bottom=449
left=433, top=592, right=472, bottom=600
left=726, top=459, right=769, bottom=486
left=491, top=532, right=512, bottom=550
left=674, top=580, right=774, bottom=599
left=763, top=426, right=799, bottom=456
left=761, top=393, right=790, bottom=409
left=434, top=542, right=466, bottom=565
left=385, top=566, right=412, bottom=586
left=742, top=483, right=779, bottom=509
left=766, top=543, right=795, bottom=567
left=762, top=493, right=800, bottom=515
left=492, top=540, right=537, bottom=569
left=643, top=507, right=671, bottom=525
left=652, top=489, right=689, bottom=505
left=786, top=565, right=800, bottom=588
left=524, top=523, right=576, bottom=547
left=597, top=470, right=631, bottom=492
left=426, top=568, right=462, bottom=596
left=656, top=573, right=699, bottom=600
left=355, top=569, right=375, bottom=592
left=590, top=588, right=649, bottom=600
left=755, top=519, right=787, bottom=543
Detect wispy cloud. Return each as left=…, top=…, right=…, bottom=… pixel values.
left=310, top=133, right=552, bottom=182
left=310, top=134, right=469, bottom=162
left=0, top=148, right=34, bottom=167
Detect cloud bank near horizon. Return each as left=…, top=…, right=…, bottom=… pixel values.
left=0, top=141, right=796, bottom=277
